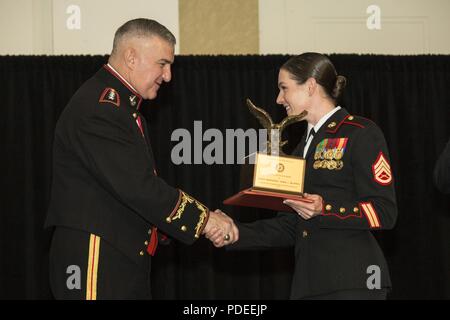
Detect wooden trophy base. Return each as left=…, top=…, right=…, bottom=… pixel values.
left=223, top=188, right=313, bottom=213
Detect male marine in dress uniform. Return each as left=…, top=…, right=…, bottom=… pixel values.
left=45, top=19, right=238, bottom=300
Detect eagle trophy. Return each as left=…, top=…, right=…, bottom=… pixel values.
left=247, top=98, right=307, bottom=156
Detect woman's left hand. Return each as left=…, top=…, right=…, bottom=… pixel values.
left=283, top=193, right=323, bottom=220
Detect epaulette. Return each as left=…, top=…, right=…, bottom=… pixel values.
left=326, top=114, right=371, bottom=134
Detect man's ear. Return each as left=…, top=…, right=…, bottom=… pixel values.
left=124, top=47, right=136, bottom=70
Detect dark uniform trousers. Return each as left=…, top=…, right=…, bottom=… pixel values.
left=230, top=108, right=398, bottom=300
left=45, top=65, right=210, bottom=299
left=50, top=227, right=152, bottom=300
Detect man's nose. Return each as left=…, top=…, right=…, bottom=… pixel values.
left=163, top=65, right=172, bottom=82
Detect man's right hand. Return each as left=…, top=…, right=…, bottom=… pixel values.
left=203, top=209, right=239, bottom=247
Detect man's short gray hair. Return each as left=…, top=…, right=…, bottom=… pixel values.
left=111, top=18, right=176, bottom=56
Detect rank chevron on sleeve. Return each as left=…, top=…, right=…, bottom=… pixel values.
left=372, top=151, right=392, bottom=185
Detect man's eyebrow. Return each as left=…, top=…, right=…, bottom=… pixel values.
left=158, top=59, right=173, bottom=64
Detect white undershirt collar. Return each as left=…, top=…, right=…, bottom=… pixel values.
left=303, top=106, right=342, bottom=157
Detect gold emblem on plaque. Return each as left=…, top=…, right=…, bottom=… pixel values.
left=276, top=163, right=285, bottom=172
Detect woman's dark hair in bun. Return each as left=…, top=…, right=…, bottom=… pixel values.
left=281, top=52, right=346, bottom=102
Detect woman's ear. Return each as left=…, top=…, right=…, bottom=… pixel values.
left=306, top=78, right=317, bottom=96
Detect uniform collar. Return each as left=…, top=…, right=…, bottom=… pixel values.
left=307, top=106, right=342, bottom=137
left=106, top=64, right=139, bottom=93
left=99, top=64, right=143, bottom=111
left=324, top=108, right=353, bottom=134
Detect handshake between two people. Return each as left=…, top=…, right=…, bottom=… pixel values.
left=202, top=209, right=239, bottom=248
left=201, top=194, right=324, bottom=248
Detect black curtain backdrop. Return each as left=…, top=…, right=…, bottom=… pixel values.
left=1, top=55, right=449, bottom=299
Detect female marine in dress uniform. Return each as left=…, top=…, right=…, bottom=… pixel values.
left=219, top=53, right=397, bottom=300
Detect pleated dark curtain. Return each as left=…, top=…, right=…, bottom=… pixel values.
left=1, top=55, right=449, bottom=299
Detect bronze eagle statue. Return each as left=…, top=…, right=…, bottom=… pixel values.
left=247, top=98, right=307, bottom=155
